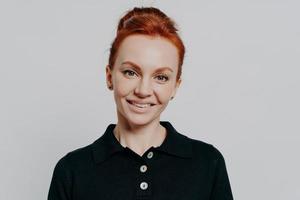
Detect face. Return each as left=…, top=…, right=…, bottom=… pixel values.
left=106, top=35, right=181, bottom=126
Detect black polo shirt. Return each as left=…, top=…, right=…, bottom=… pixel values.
left=48, top=121, right=233, bottom=200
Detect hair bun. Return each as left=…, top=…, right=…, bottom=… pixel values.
left=117, top=7, right=177, bottom=33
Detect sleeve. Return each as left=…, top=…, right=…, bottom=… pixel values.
left=47, top=155, right=73, bottom=200
left=210, top=147, right=234, bottom=200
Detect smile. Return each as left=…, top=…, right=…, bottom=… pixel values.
left=126, top=100, right=155, bottom=111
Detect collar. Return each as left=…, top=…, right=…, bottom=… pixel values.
left=92, top=121, right=193, bottom=164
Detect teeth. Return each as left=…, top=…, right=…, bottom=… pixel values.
left=132, top=102, right=151, bottom=108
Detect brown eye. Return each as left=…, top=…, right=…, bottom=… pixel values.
left=123, top=70, right=137, bottom=77
left=156, top=75, right=169, bottom=82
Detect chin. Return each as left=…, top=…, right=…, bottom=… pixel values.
left=117, top=101, right=164, bottom=126
left=126, top=115, right=156, bottom=126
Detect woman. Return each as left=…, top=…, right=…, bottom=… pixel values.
left=48, top=7, right=234, bottom=200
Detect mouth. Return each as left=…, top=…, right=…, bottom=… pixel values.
left=126, top=100, right=155, bottom=108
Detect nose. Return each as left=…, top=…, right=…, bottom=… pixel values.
left=134, top=78, right=153, bottom=98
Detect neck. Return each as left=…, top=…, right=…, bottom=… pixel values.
left=113, top=116, right=166, bottom=156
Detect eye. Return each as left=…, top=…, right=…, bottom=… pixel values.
left=123, top=69, right=137, bottom=78
left=156, top=74, right=169, bottom=82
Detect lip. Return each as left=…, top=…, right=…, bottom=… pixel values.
left=126, top=99, right=155, bottom=113
left=127, top=99, right=156, bottom=106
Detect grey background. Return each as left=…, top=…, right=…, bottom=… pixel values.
left=1, top=0, right=299, bottom=199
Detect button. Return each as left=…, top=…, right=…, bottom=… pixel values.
left=140, top=165, right=147, bottom=173
left=140, top=181, right=148, bottom=190
left=147, top=151, right=153, bottom=159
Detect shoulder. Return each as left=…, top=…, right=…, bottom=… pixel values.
left=186, top=136, right=225, bottom=162
left=53, top=142, right=94, bottom=172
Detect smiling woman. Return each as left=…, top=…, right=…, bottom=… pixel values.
left=48, top=7, right=234, bottom=200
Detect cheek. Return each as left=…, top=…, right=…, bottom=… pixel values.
left=114, top=77, right=136, bottom=97
left=153, top=84, right=174, bottom=103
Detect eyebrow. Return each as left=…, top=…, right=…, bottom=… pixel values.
left=121, top=61, right=174, bottom=73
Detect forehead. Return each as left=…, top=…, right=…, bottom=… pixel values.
left=115, top=35, right=179, bottom=71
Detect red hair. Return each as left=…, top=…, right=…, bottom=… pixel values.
left=108, top=7, right=185, bottom=81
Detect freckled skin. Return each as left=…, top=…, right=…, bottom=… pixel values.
left=106, top=35, right=181, bottom=127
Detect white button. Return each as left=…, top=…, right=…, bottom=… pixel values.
left=140, top=181, right=148, bottom=190
left=147, top=151, right=153, bottom=159
left=140, top=165, right=147, bottom=173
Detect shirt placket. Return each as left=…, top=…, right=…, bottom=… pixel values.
left=135, top=149, right=155, bottom=200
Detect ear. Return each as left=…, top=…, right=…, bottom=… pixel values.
left=171, top=78, right=182, bottom=98
left=105, top=65, right=113, bottom=90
